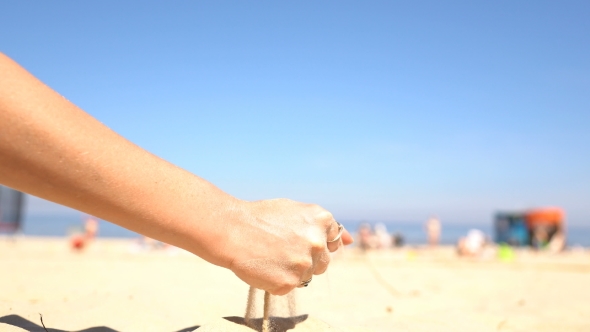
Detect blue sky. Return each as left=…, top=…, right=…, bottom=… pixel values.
left=2, top=1, right=589, bottom=225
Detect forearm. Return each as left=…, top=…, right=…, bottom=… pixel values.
left=0, top=53, right=239, bottom=266
left=0, top=53, right=354, bottom=294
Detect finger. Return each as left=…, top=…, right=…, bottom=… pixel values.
left=327, top=223, right=352, bottom=252
left=327, top=239, right=341, bottom=252
left=299, top=238, right=323, bottom=287
left=312, top=248, right=331, bottom=275
left=326, top=221, right=342, bottom=241
left=341, top=229, right=354, bottom=245
left=297, top=268, right=314, bottom=288
left=272, top=279, right=299, bottom=295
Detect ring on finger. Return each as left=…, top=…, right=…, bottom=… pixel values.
left=299, top=277, right=312, bottom=287
left=327, top=222, right=344, bottom=243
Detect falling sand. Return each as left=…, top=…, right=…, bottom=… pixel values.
left=196, top=315, right=339, bottom=332
left=196, top=287, right=341, bottom=332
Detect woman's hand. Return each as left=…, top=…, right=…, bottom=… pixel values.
left=0, top=53, right=352, bottom=295
left=224, top=199, right=353, bottom=295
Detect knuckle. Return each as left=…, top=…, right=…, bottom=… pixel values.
left=308, top=204, right=330, bottom=216
left=271, top=277, right=298, bottom=295
left=293, top=257, right=313, bottom=273
left=310, top=239, right=326, bottom=254
left=287, top=278, right=299, bottom=289
left=314, top=266, right=327, bottom=275
left=314, top=253, right=331, bottom=275
left=282, top=277, right=300, bottom=291
left=307, top=203, right=321, bottom=210
left=316, top=210, right=334, bottom=222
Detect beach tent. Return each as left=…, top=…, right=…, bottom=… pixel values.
left=0, top=185, right=24, bottom=234
left=494, top=208, right=565, bottom=248
left=525, top=207, right=565, bottom=248
left=525, top=208, right=564, bottom=229
left=494, top=212, right=529, bottom=246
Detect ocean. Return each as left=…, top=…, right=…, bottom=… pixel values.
left=340, top=221, right=590, bottom=247
left=11, top=214, right=590, bottom=247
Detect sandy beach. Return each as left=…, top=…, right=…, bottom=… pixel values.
left=1, top=238, right=589, bottom=332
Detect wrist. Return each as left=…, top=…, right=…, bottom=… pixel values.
left=185, top=194, right=249, bottom=269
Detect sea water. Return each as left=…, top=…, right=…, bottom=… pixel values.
left=339, top=221, right=590, bottom=248
left=13, top=214, right=590, bottom=247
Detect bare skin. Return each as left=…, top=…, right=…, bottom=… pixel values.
left=0, top=53, right=352, bottom=295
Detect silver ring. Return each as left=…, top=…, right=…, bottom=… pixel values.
left=327, top=222, right=344, bottom=243
left=299, top=277, right=312, bottom=287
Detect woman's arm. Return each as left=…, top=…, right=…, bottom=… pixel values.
left=0, top=53, right=352, bottom=295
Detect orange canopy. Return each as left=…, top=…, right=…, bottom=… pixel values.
left=525, top=208, right=565, bottom=227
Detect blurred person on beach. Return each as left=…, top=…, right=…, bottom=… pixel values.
left=457, top=229, right=486, bottom=257
left=532, top=225, right=550, bottom=250
left=532, top=226, right=566, bottom=253
left=69, top=216, right=99, bottom=251
left=0, top=53, right=353, bottom=295
left=84, top=216, right=99, bottom=239
left=392, top=232, right=405, bottom=247
left=547, top=230, right=566, bottom=253
left=425, top=216, right=441, bottom=247
left=374, top=223, right=392, bottom=249
left=357, top=223, right=374, bottom=251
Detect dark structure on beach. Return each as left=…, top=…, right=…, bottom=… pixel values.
left=495, top=207, right=565, bottom=249
left=0, top=185, right=24, bottom=233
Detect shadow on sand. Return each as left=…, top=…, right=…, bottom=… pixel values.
left=0, top=314, right=309, bottom=332
left=223, top=315, right=308, bottom=332
left=0, top=314, right=200, bottom=332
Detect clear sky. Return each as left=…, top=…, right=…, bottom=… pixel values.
left=2, top=1, right=589, bottom=225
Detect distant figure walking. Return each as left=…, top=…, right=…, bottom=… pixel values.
left=425, top=216, right=441, bottom=247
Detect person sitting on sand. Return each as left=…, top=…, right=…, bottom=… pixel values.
left=0, top=53, right=353, bottom=295
left=70, top=216, right=99, bottom=251
left=457, top=229, right=486, bottom=257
